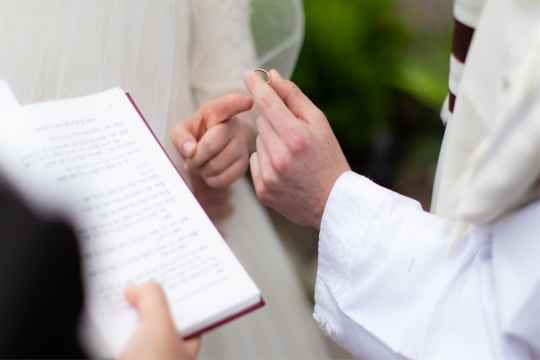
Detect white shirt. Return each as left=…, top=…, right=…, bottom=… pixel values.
left=314, top=172, right=540, bottom=359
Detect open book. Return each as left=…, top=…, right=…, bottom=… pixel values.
left=0, top=85, right=263, bottom=357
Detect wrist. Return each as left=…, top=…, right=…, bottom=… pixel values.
left=316, top=169, right=352, bottom=229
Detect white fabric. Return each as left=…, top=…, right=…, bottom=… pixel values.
left=432, top=0, right=540, bottom=226
left=453, top=0, right=486, bottom=28
left=439, top=95, right=450, bottom=125
left=315, top=172, right=540, bottom=359
left=0, top=1, right=330, bottom=358
left=448, top=54, right=464, bottom=96
left=0, top=81, right=20, bottom=113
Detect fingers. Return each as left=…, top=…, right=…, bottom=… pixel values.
left=190, top=174, right=234, bottom=220
left=171, top=94, right=253, bottom=159
left=125, top=282, right=173, bottom=325
left=202, top=94, right=254, bottom=128
left=171, top=121, right=198, bottom=158
left=255, top=114, right=292, bottom=177
left=250, top=151, right=266, bottom=204
left=198, top=138, right=245, bottom=178
left=204, top=155, right=248, bottom=188
left=187, top=121, right=238, bottom=169
left=203, top=202, right=234, bottom=220
left=184, top=119, right=248, bottom=187
left=184, top=338, right=202, bottom=358
left=255, top=134, right=282, bottom=193
left=193, top=180, right=231, bottom=203
left=267, top=69, right=321, bottom=122
left=122, top=282, right=203, bottom=360
left=244, top=69, right=320, bottom=132
left=250, top=135, right=279, bottom=207
left=243, top=69, right=296, bottom=136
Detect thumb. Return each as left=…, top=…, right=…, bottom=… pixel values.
left=171, top=121, right=198, bottom=158
left=125, top=281, right=173, bottom=325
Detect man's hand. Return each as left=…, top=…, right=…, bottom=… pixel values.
left=120, top=282, right=200, bottom=360
left=244, top=69, right=350, bottom=229
left=171, top=94, right=254, bottom=188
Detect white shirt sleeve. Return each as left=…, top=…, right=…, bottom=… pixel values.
left=314, top=171, right=540, bottom=359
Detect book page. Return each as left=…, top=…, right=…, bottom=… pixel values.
left=0, top=88, right=260, bottom=357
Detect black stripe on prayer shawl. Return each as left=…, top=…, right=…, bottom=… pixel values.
left=452, top=19, right=475, bottom=63
left=449, top=92, right=457, bottom=113
left=448, top=18, right=476, bottom=113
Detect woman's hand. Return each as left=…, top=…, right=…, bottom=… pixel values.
left=120, top=281, right=200, bottom=360
left=171, top=94, right=254, bottom=188
left=190, top=171, right=233, bottom=221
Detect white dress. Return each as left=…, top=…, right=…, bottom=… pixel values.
left=0, top=1, right=330, bottom=358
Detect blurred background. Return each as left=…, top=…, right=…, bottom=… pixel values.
left=262, top=0, right=453, bottom=356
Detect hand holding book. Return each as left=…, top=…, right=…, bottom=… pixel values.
left=121, top=282, right=200, bottom=360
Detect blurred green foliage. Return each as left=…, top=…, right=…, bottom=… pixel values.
left=293, top=0, right=404, bottom=146
left=292, top=0, right=450, bottom=150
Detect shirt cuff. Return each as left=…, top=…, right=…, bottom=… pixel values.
left=313, top=171, right=386, bottom=340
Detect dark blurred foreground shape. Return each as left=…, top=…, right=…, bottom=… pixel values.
left=0, top=181, right=86, bottom=359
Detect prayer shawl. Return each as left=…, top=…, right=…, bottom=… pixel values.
left=432, top=0, right=540, bottom=254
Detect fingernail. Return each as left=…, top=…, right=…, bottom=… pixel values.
left=183, top=141, right=195, bottom=155
left=243, top=70, right=251, bottom=82
left=184, top=162, right=190, bottom=172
